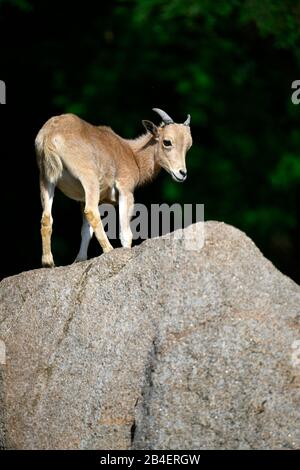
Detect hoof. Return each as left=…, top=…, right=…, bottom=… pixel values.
left=42, top=262, right=55, bottom=268
left=73, top=257, right=87, bottom=264
left=42, top=255, right=55, bottom=268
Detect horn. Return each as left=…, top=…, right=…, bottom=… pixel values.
left=152, top=108, right=174, bottom=125
left=183, top=114, right=191, bottom=126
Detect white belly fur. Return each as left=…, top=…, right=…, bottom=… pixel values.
left=56, top=168, right=118, bottom=204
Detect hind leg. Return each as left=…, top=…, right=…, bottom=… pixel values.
left=75, top=203, right=94, bottom=262
left=40, top=177, right=55, bottom=267
left=81, top=177, right=113, bottom=254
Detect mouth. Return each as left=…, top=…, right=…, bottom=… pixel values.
left=171, top=171, right=186, bottom=183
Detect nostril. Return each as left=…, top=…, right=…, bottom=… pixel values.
left=179, top=169, right=187, bottom=177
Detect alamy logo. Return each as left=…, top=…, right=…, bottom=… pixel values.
left=99, top=202, right=204, bottom=250
left=291, top=80, right=300, bottom=105
left=0, top=80, right=6, bottom=104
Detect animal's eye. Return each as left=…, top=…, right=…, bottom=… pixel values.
left=163, top=139, right=172, bottom=147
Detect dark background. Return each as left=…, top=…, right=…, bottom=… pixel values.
left=0, top=0, right=299, bottom=283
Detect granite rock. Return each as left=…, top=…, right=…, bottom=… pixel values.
left=0, top=221, right=299, bottom=449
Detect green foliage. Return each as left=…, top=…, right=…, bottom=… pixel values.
left=1, top=0, right=300, bottom=280
left=270, top=154, right=300, bottom=188
left=0, top=0, right=32, bottom=11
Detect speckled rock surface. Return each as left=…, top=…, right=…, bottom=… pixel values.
left=0, top=221, right=299, bottom=449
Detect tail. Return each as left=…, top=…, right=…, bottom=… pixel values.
left=35, top=129, right=63, bottom=184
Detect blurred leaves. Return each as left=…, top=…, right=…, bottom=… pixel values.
left=270, top=154, right=300, bottom=189
left=0, top=0, right=32, bottom=11
left=1, top=0, right=300, bottom=280
left=241, top=0, right=300, bottom=50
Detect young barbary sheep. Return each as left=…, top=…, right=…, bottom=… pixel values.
left=35, top=108, right=192, bottom=266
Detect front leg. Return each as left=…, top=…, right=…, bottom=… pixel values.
left=118, top=190, right=134, bottom=248
left=75, top=212, right=94, bottom=262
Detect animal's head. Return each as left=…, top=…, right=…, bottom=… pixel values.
left=142, top=108, right=192, bottom=182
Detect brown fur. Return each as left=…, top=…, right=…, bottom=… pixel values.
left=35, top=112, right=192, bottom=266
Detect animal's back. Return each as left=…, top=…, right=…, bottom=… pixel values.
left=35, top=113, right=139, bottom=204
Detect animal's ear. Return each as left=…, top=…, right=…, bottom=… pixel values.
left=142, top=120, right=159, bottom=139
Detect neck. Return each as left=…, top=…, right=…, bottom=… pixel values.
left=125, top=133, right=161, bottom=185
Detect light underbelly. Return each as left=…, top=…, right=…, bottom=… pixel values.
left=56, top=169, right=85, bottom=201
left=56, top=168, right=118, bottom=204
